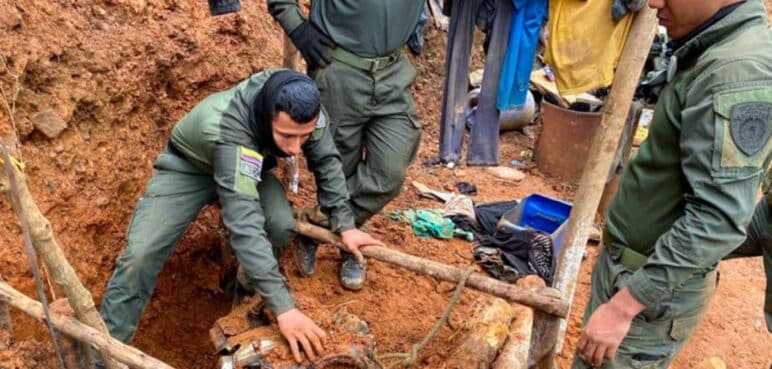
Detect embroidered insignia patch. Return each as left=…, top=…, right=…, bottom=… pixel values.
left=729, top=102, right=772, bottom=156
left=310, top=113, right=327, bottom=141
left=239, top=147, right=263, bottom=181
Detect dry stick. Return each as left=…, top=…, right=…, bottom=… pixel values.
left=0, top=163, right=127, bottom=369
left=0, top=281, right=175, bottom=369
left=550, top=7, right=658, bottom=353
left=295, top=221, right=569, bottom=317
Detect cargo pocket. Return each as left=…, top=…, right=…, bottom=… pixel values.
left=668, top=314, right=703, bottom=342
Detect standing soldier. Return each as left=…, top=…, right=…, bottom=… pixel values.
left=574, top=1, right=771, bottom=368
left=268, top=0, right=425, bottom=290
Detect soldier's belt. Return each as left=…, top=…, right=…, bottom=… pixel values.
left=603, top=230, right=648, bottom=272
left=329, top=47, right=400, bottom=73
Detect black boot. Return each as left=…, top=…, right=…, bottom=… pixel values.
left=340, top=251, right=366, bottom=291
left=294, top=236, right=319, bottom=277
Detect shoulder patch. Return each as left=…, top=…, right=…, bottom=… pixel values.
left=315, top=112, right=327, bottom=129
left=238, top=147, right=263, bottom=181
left=729, top=102, right=772, bottom=156
left=310, top=113, right=327, bottom=141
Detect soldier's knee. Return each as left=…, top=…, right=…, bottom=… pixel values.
left=116, top=248, right=151, bottom=274
left=379, top=163, right=409, bottom=194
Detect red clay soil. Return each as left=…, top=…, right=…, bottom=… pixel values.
left=0, top=1, right=770, bottom=368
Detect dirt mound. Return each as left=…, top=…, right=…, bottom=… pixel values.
left=0, top=1, right=770, bottom=369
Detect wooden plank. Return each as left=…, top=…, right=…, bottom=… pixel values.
left=550, top=6, right=659, bottom=352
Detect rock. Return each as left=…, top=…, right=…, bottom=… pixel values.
left=754, top=317, right=764, bottom=332
left=92, top=6, right=108, bottom=17
left=73, top=163, right=85, bottom=174
left=1, top=8, right=22, bottom=30
left=31, top=109, right=67, bottom=138
left=486, top=166, right=526, bottom=181
left=522, top=126, right=536, bottom=140
left=697, top=357, right=726, bottom=369
left=469, top=68, right=485, bottom=88
left=96, top=196, right=110, bottom=207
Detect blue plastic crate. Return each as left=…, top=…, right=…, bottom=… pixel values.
left=497, top=193, right=573, bottom=255
left=519, top=194, right=572, bottom=234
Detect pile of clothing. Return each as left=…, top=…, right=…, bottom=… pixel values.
left=449, top=201, right=555, bottom=286
left=404, top=182, right=557, bottom=286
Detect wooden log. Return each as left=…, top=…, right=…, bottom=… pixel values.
left=0, top=281, right=175, bottom=369
left=492, top=276, right=545, bottom=369
left=551, top=6, right=658, bottom=352
left=295, top=221, right=569, bottom=317
left=444, top=298, right=516, bottom=369
left=0, top=161, right=127, bottom=369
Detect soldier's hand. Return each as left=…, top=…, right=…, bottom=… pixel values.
left=339, top=229, right=384, bottom=264
left=277, top=308, right=328, bottom=363
left=288, top=20, right=335, bottom=69
left=576, top=287, right=644, bottom=366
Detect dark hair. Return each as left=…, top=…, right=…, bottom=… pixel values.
left=273, top=79, right=321, bottom=124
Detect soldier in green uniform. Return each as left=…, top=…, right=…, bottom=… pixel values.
left=574, top=0, right=772, bottom=368
left=96, top=69, right=383, bottom=366
left=268, top=0, right=425, bottom=290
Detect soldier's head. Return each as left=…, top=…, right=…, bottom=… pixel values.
left=648, top=0, right=744, bottom=39
left=271, top=78, right=321, bottom=156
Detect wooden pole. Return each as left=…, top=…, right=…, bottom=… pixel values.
left=0, top=281, right=176, bottom=369
left=295, top=221, right=570, bottom=317
left=550, top=7, right=658, bottom=352
left=0, top=163, right=127, bottom=369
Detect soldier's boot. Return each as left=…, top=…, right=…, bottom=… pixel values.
left=293, top=206, right=330, bottom=277
left=295, top=236, right=320, bottom=277
left=340, top=251, right=366, bottom=291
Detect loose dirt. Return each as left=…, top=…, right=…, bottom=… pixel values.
left=0, top=1, right=769, bottom=368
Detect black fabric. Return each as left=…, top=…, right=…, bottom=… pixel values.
left=289, top=21, right=335, bottom=70
left=250, top=70, right=314, bottom=158
left=455, top=182, right=478, bottom=196
left=208, top=0, right=240, bottom=16
left=451, top=200, right=556, bottom=285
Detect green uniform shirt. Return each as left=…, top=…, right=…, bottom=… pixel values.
left=169, top=69, right=356, bottom=314
left=606, top=0, right=772, bottom=308
left=268, top=0, right=425, bottom=57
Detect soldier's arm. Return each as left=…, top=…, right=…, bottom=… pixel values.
left=267, top=0, right=306, bottom=35
left=302, top=113, right=357, bottom=232
left=626, top=61, right=772, bottom=308
left=213, top=142, right=296, bottom=315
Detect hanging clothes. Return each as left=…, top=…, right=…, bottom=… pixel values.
left=544, top=0, right=635, bottom=95
left=497, top=0, right=548, bottom=110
